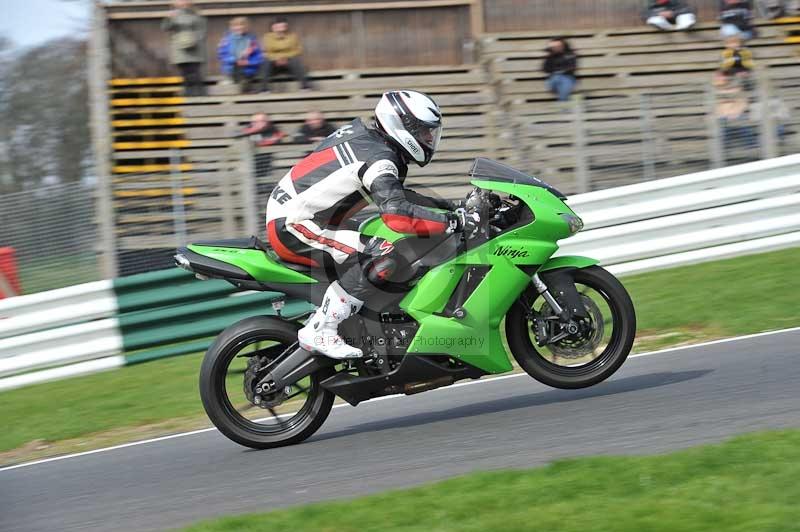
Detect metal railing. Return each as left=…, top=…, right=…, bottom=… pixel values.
left=507, top=72, right=799, bottom=196
left=0, top=182, right=101, bottom=295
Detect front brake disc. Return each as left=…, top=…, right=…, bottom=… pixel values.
left=545, top=295, right=605, bottom=359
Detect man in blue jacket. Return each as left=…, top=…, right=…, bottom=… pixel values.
left=217, top=16, right=263, bottom=94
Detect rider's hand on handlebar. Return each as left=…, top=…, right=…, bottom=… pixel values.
left=448, top=208, right=481, bottom=238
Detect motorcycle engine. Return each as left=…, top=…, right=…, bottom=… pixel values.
left=384, top=325, right=418, bottom=356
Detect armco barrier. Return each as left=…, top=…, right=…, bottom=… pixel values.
left=0, top=269, right=313, bottom=391
left=0, top=155, right=799, bottom=391
left=0, top=280, right=117, bottom=340
left=559, top=154, right=800, bottom=275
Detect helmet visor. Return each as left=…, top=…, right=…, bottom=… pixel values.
left=409, top=121, right=442, bottom=153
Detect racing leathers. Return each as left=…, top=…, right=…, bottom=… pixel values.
left=266, top=118, right=457, bottom=301
left=266, top=118, right=461, bottom=358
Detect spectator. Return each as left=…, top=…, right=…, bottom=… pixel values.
left=261, top=17, right=313, bottom=93
left=720, top=35, right=755, bottom=76
left=715, top=78, right=758, bottom=152
left=644, top=0, right=697, bottom=31
left=217, top=17, right=263, bottom=93
left=542, top=38, right=578, bottom=102
left=161, top=0, right=207, bottom=96
left=720, top=0, right=756, bottom=39
left=237, top=113, right=287, bottom=186
left=241, top=112, right=286, bottom=147
left=296, top=111, right=336, bottom=143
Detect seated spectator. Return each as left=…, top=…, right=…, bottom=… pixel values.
left=720, top=0, right=756, bottom=39
left=542, top=38, right=578, bottom=102
left=644, top=0, right=697, bottom=31
left=241, top=112, right=286, bottom=147
left=720, top=35, right=755, bottom=76
left=716, top=77, right=758, bottom=152
left=261, top=17, right=312, bottom=93
left=237, top=113, right=287, bottom=184
left=217, top=17, right=263, bottom=94
left=161, top=0, right=207, bottom=96
left=296, top=111, right=336, bottom=143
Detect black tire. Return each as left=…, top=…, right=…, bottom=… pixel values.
left=199, top=316, right=335, bottom=449
left=505, top=265, right=636, bottom=389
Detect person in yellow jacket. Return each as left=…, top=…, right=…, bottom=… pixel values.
left=720, top=35, right=754, bottom=76
left=260, top=17, right=313, bottom=92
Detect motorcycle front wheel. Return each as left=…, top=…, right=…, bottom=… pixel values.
left=199, top=316, right=335, bottom=449
left=505, top=265, right=636, bottom=389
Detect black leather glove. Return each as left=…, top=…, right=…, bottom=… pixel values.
left=447, top=208, right=481, bottom=238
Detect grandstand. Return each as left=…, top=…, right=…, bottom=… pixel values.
left=89, top=0, right=800, bottom=276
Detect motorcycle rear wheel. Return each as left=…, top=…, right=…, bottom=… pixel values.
left=199, top=316, right=335, bottom=449
left=505, top=265, right=636, bottom=389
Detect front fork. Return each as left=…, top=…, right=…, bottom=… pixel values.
left=532, top=274, right=567, bottom=320
left=530, top=271, right=587, bottom=342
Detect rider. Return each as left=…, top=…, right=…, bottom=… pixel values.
left=266, top=90, right=478, bottom=359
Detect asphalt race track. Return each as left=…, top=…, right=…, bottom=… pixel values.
left=2, top=329, right=799, bottom=532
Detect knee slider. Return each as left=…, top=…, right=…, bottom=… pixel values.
left=363, top=237, right=398, bottom=286
left=366, top=255, right=397, bottom=286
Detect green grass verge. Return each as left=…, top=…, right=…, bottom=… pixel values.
left=1, top=247, right=799, bottom=458
left=626, top=247, right=800, bottom=340
left=0, top=352, right=206, bottom=455
left=182, top=430, right=800, bottom=532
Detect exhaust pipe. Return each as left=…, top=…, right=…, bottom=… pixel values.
left=174, top=253, right=192, bottom=271
left=403, top=376, right=454, bottom=395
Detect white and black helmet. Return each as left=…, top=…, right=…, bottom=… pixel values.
left=375, top=90, right=443, bottom=167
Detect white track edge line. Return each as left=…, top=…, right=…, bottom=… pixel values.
left=2, top=325, right=798, bottom=473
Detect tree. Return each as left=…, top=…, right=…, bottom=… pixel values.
left=0, top=37, right=91, bottom=191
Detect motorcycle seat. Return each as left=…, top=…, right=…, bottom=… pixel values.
left=192, top=236, right=316, bottom=273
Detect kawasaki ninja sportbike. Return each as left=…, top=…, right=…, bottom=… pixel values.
left=175, top=158, right=636, bottom=449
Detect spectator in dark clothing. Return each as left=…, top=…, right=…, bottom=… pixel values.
left=242, top=112, right=286, bottom=147
left=542, top=38, right=578, bottom=102
left=261, top=18, right=312, bottom=93
left=644, top=0, right=697, bottom=31
left=296, top=111, right=336, bottom=143
left=720, top=0, right=756, bottom=39
left=217, top=17, right=263, bottom=94
left=161, top=0, right=207, bottom=96
left=237, top=112, right=287, bottom=185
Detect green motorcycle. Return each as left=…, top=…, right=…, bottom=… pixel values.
left=175, top=158, right=636, bottom=449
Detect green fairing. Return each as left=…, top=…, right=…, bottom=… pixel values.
left=540, top=255, right=599, bottom=272
left=402, top=263, right=467, bottom=313
left=404, top=258, right=531, bottom=373
left=399, top=179, right=583, bottom=374
left=187, top=244, right=317, bottom=284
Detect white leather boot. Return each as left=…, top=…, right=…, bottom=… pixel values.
left=298, top=282, right=364, bottom=359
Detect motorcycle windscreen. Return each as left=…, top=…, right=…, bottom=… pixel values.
left=469, top=157, right=567, bottom=200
